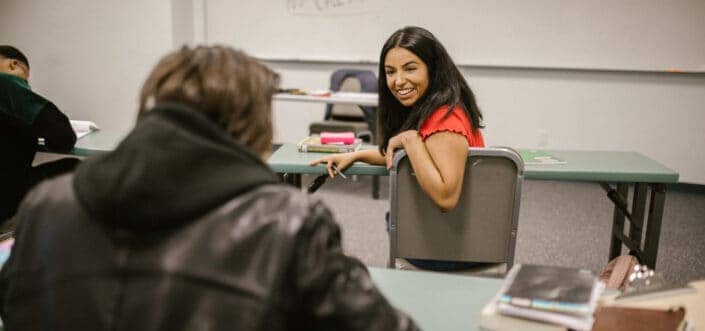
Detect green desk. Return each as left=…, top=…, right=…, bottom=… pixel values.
left=38, top=129, right=125, bottom=157
left=270, top=144, right=678, bottom=183
left=43, top=133, right=679, bottom=269
left=368, top=267, right=502, bottom=331
left=270, top=143, right=679, bottom=269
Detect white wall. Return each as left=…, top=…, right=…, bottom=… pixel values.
left=2, top=1, right=703, bottom=184
left=0, top=0, right=174, bottom=133
left=207, top=0, right=705, bottom=72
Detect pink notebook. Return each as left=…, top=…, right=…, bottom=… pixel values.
left=320, top=131, right=355, bottom=145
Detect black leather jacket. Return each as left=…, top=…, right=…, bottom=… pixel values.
left=0, top=104, right=418, bottom=331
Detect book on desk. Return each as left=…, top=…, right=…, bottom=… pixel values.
left=38, top=120, right=99, bottom=145
left=481, top=264, right=603, bottom=331
left=297, top=134, right=361, bottom=153
left=482, top=263, right=699, bottom=331
left=70, top=120, right=99, bottom=139
left=592, top=306, right=687, bottom=331
left=601, top=277, right=702, bottom=331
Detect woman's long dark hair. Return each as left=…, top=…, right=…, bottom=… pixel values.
left=377, top=26, right=483, bottom=154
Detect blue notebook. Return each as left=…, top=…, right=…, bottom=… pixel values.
left=0, top=237, right=14, bottom=267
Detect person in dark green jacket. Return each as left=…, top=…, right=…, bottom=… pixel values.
left=0, top=45, right=78, bottom=225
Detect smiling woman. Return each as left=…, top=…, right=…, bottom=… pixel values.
left=309, top=26, right=486, bottom=271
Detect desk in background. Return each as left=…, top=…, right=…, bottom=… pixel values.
left=274, top=91, right=378, bottom=107
left=37, top=129, right=125, bottom=157
left=270, top=143, right=679, bottom=269
left=41, top=132, right=679, bottom=269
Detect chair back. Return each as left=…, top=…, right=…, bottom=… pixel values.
left=324, top=69, right=377, bottom=133
left=388, top=147, right=524, bottom=269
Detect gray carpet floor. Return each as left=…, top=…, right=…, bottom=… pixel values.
left=305, top=174, right=705, bottom=286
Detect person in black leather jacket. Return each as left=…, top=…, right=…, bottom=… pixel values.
left=0, top=46, right=418, bottom=331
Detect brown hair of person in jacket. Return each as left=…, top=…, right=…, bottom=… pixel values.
left=137, top=45, right=277, bottom=158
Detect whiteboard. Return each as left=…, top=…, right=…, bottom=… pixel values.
left=205, top=0, right=705, bottom=72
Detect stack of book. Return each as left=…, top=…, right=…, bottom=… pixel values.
left=481, top=264, right=604, bottom=331
left=297, top=132, right=361, bottom=153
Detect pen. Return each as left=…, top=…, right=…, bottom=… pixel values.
left=332, top=165, right=347, bottom=179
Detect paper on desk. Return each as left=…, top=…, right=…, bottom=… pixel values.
left=520, top=150, right=567, bottom=165
left=70, top=120, right=99, bottom=139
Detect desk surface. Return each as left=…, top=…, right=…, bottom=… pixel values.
left=38, top=129, right=125, bottom=157
left=274, top=92, right=378, bottom=106
left=368, top=267, right=502, bottom=331
left=46, top=131, right=679, bottom=184
left=269, top=143, right=384, bottom=176
left=270, top=143, right=679, bottom=184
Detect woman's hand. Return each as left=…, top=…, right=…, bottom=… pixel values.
left=385, top=130, right=420, bottom=169
left=309, top=152, right=358, bottom=178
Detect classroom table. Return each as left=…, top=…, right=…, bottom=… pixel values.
left=37, top=129, right=125, bottom=157
left=40, top=131, right=679, bottom=269
left=368, top=267, right=502, bottom=331
left=274, top=91, right=378, bottom=107
left=270, top=143, right=679, bottom=269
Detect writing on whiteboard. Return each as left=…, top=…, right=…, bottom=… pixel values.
left=286, top=0, right=375, bottom=15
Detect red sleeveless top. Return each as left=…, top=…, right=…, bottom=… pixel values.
left=419, top=106, right=485, bottom=147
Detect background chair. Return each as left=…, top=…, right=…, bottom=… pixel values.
left=309, top=68, right=377, bottom=140
left=388, top=147, right=524, bottom=276
left=309, top=69, right=380, bottom=198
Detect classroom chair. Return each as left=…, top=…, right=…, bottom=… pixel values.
left=309, top=69, right=380, bottom=198
left=388, top=147, right=524, bottom=277
left=308, top=68, right=377, bottom=140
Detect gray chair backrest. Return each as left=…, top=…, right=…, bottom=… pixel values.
left=324, top=69, right=377, bottom=131
left=388, top=147, right=524, bottom=269
left=329, top=77, right=364, bottom=119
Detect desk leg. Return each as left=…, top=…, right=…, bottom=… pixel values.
left=642, top=183, right=666, bottom=269
left=280, top=173, right=302, bottom=188
left=629, top=183, right=648, bottom=250
left=605, top=182, right=666, bottom=269
left=608, top=183, right=629, bottom=260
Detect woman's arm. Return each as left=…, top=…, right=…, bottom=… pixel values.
left=309, top=149, right=385, bottom=178
left=387, top=130, right=468, bottom=212
left=354, top=149, right=386, bottom=165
